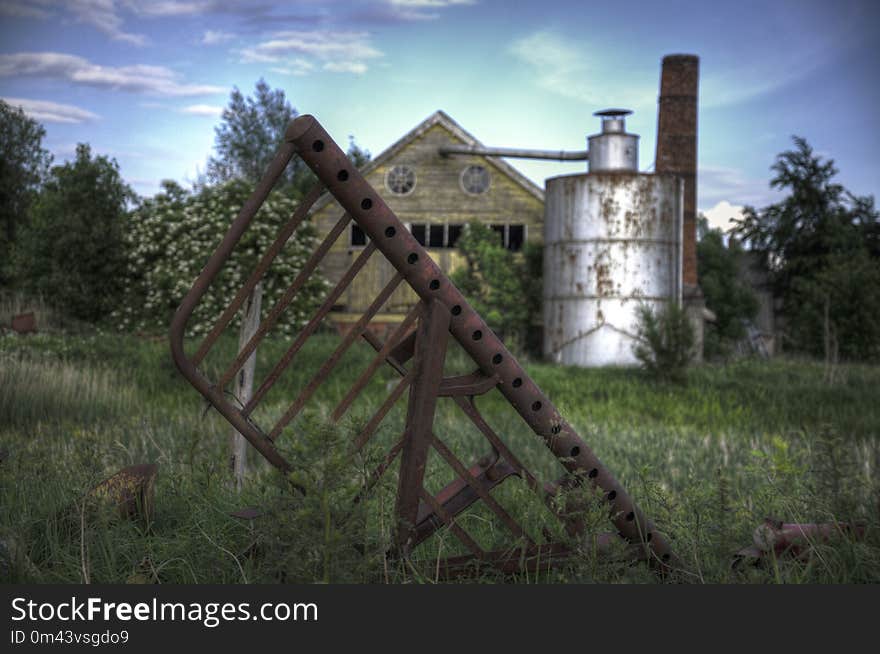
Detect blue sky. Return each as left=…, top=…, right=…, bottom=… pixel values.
left=1, top=0, right=878, bottom=230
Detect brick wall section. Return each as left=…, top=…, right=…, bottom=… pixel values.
left=655, top=54, right=699, bottom=286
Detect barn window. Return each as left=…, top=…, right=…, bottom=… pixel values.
left=489, top=224, right=527, bottom=251
left=408, top=223, right=464, bottom=248
left=386, top=165, right=416, bottom=195
left=410, top=223, right=426, bottom=246
left=447, top=224, right=463, bottom=248
left=350, top=224, right=367, bottom=246
left=460, top=165, right=490, bottom=195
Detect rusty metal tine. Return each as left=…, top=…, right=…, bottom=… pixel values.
left=360, top=329, right=410, bottom=377
left=352, top=374, right=412, bottom=453
left=241, top=241, right=376, bottom=415
left=395, top=300, right=451, bottom=552
left=218, top=212, right=353, bottom=391
left=452, top=396, right=542, bottom=493
left=268, top=272, right=405, bottom=440
left=192, top=183, right=325, bottom=367
left=331, top=302, right=422, bottom=423
left=171, top=141, right=294, bottom=359
left=169, top=143, right=297, bottom=471
left=361, top=325, right=541, bottom=494
left=430, top=435, right=534, bottom=545
left=419, top=488, right=485, bottom=559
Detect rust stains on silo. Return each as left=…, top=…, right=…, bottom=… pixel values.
left=655, top=54, right=699, bottom=287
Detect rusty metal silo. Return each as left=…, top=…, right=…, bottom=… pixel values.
left=543, top=110, right=683, bottom=367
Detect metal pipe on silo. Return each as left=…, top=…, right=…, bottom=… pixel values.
left=543, top=110, right=684, bottom=367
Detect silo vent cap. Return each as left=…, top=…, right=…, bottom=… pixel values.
left=594, top=108, right=632, bottom=133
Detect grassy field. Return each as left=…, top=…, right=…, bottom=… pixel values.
left=1, top=328, right=878, bottom=584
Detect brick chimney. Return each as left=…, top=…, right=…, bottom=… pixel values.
left=655, top=54, right=699, bottom=288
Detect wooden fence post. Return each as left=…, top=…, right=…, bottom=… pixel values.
left=230, top=284, right=262, bottom=491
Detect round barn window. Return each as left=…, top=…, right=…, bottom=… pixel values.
left=460, top=165, right=490, bottom=195
left=385, top=165, right=416, bottom=195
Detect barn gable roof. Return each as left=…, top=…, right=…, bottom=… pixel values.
left=309, top=110, right=545, bottom=214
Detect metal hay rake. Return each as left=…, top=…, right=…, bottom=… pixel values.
left=169, top=114, right=677, bottom=575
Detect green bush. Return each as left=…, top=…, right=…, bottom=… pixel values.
left=450, top=221, right=542, bottom=354
left=632, top=302, right=695, bottom=383
left=118, top=179, right=328, bottom=335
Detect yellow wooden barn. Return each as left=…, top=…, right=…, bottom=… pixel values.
left=308, top=110, right=545, bottom=332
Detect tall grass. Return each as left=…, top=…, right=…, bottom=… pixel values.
left=1, top=332, right=878, bottom=583
left=0, top=355, right=135, bottom=427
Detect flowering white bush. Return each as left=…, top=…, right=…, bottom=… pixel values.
left=117, top=179, right=328, bottom=336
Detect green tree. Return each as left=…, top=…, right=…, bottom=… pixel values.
left=697, top=223, right=760, bottom=358
left=0, top=100, right=53, bottom=285
left=451, top=221, right=538, bottom=352
left=732, top=136, right=879, bottom=360
left=15, top=144, right=133, bottom=323
left=206, top=79, right=311, bottom=194
left=345, top=136, right=371, bottom=169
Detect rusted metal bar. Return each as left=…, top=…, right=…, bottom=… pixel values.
left=172, top=142, right=296, bottom=367
left=268, top=273, right=404, bottom=440
left=331, top=301, right=422, bottom=423
left=220, top=213, right=355, bottom=393
left=351, top=375, right=412, bottom=453
left=170, top=143, right=299, bottom=473
left=361, top=329, right=412, bottom=376
left=451, top=396, right=540, bottom=492
left=419, top=487, right=485, bottom=559
left=429, top=438, right=531, bottom=544
left=242, top=240, right=376, bottom=416
left=394, top=300, right=451, bottom=553
left=438, top=371, right=499, bottom=397
left=412, top=460, right=520, bottom=549
left=192, top=184, right=325, bottom=367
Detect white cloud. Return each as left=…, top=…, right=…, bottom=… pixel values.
left=0, top=1, right=52, bottom=19
left=702, top=200, right=744, bottom=233
left=508, top=30, right=654, bottom=108
left=179, top=103, right=222, bottom=116
left=2, top=97, right=100, bottom=124
left=699, top=164, right=781, bottom=209
left=63, top=0, right=147, bottom=45
left=322, top=61, right=368, bottom=74
left=240, top=30, right=383, bottom=75
left=201, top=29, right=235, bottom=45
left=128, top=1, right=213, bottom=17
left=0, top=52, right=224, bottom=96
left=390, top=0, right=475, bottom=6
left=271, top=58, right=316, bottom=77
left=386, top=0, right=475, bottom=19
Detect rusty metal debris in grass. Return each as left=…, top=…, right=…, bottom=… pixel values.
left=88, top=463, right=159, bottom=523
left=734, top=518, right=868, bottom=567
left=170, top=115, right=678, bottom=577
left=11, top=312, right=37, bottom=335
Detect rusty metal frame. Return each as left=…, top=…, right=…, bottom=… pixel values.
left=170, top=114, right=677, bottom=575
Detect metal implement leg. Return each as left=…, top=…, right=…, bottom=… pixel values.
left=394, top=300, right=451, bottom=554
